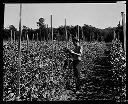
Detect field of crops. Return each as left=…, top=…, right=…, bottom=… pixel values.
left=3, top=40, right=126, bottom=101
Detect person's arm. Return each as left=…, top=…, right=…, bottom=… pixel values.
left=70, top=49, right=81, bottom=56
left=80, top=45, right=83, bottom=55
left=72, top=45, right=83, bottom=56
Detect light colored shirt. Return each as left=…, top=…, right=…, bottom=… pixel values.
left=70, top=45, right=83, bottom=60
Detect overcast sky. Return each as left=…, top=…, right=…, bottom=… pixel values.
left=4, top=2, right=126, bottom=30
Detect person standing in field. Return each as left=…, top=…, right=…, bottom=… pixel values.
left=63, top=37, right=83, bottom=93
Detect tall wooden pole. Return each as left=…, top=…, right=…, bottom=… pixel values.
left=51, top=15, right=53, bottom=42
left=27, top=32, right=29, bottom=50
left=16, top=4, right=22, bottom=101
left=114, top=30, right=116, bottom=40
left=118, top=21, right=120, bottom=40
left=51, top=14, right=54, bottom=79
left=113, top=30, right=116, bottom=42
left=37, top=33, right=38, bottom=41
left=121, top=12, right=126, bottom=53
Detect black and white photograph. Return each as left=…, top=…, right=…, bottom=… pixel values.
left=3, top=1, right=126, bottom=102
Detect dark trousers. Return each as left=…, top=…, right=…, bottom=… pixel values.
left=63, top=59, right=80, bottom=91
left=73, top=60, right=80, bottom=91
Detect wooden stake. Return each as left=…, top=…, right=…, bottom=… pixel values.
left=51, top=14, right=54, bottom=78
left=17, top=3, right=22, bottom=101
left=37, top=33, right=38, bottom=41
left=114, top=30, right=116, bottom=40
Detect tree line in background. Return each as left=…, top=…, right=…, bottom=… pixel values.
left=3, top=18, right=124, bottom=43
